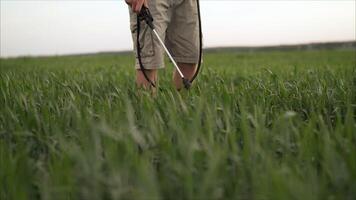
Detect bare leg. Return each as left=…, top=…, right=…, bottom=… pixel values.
left=136, top=69, right=158, bottom=91
left=173, top=63, right=197, bottom=90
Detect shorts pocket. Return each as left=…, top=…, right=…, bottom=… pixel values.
left=131, top=21, right=155, bottom=58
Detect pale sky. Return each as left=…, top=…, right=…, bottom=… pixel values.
left=0, top=0, right=355, bottom=57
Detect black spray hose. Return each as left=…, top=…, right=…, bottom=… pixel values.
left=190, top=0, right=203, bottom=83
left=136, top=13, right=156, bottom=88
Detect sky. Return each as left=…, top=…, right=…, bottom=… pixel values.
left=0, top=0, right=355, bottom=57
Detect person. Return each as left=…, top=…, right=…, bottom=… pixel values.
left=126, top=0, right=200, bottom=90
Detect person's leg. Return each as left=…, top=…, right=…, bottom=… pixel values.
left=136, top=69, right=158, bottom=89
left=166, top=0, right=200, bottom=90
left=173, top=63, right=197, bottom=90
left=128, top=0, right=171, bottom=91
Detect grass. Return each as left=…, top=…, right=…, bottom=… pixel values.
left=0, top=49, right=355, bottom=200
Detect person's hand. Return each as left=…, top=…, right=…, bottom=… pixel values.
left=125, top=0, right=148, bottom=13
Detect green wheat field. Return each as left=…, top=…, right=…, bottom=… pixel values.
left=1, top=48, right=355, bottom=199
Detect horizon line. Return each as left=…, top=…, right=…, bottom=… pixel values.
left=1, top=40, right=355, bottom=59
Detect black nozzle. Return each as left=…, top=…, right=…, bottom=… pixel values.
left=183, top=78, right=192, bottom=89
left=138, top=6, right=155, bottom=29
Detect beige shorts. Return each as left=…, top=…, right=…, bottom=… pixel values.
left=129, top=0, right=200, bottom=69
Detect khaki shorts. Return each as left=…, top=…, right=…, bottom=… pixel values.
left=129, top=0, right=200, bottom=69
